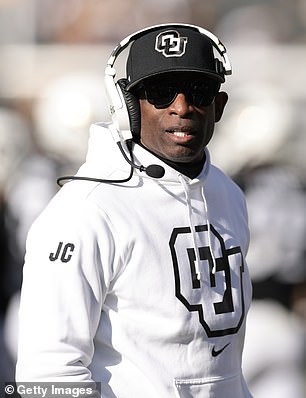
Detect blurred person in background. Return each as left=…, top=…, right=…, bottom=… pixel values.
left=0, top=108, right=34, bottom=381
left=236, top=164, right=306, bottom=398
left=0, top=107, right=63, bottom=380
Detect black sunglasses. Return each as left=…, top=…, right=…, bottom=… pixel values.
left=135, top=78, right=220, bottom=109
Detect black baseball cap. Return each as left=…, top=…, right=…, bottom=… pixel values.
left=126, top=25, right=225, bottom=90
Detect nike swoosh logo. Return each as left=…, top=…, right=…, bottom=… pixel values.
left=212, top=343, right=230, bottom=357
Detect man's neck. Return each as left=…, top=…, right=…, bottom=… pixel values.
left=161, top=154, right=206, bottom=179
left=138, top=143, right=206, bottom=179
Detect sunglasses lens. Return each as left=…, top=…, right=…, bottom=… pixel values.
left=190, top=82, right=218, bottom=107
left=141, top=79, right=220, bottom=108
left=145, top=86, right=177, bottom=108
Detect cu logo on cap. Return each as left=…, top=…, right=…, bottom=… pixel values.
left=155, top=30, right=188, bottom=57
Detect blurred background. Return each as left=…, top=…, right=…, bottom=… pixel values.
left=0, top=0, right=305, bottom=396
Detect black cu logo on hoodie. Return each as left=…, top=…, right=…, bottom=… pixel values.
left=169, top=224, right=247, bottom=337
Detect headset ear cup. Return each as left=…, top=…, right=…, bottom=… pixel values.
left=117, top=78, right=141, bottom=141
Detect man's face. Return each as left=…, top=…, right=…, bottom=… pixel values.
left=137, top=74, right=228, bottom=164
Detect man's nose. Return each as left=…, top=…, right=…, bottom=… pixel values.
left=168, top=93, right=193, bottom=115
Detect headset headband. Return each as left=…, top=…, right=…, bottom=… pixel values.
left=106, top=23, right=232, bottom=75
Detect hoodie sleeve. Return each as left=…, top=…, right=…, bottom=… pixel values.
left=16, top=191, right=116, bottom=382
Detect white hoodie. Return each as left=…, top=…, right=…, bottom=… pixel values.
left=16, top=123, right=253, bottom=398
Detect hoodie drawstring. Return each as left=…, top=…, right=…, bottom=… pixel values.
left=201, top=185, right=217, bottom=275
left=179, top=175, right=201, bottom=280
left=179, top=175, right=216, bottom=280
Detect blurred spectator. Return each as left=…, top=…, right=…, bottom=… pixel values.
left=2, top=152, right=62, bottom=371
left=0, top=108, right=32, bottom=380
left=0, top=198, right=16, bottom=381
left=236, top=164, right=306, bottom=398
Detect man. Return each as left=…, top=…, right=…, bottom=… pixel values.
left=16, top=24, right=253, bottom=397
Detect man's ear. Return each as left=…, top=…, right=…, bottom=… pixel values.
left=214, top=91, right=228, bottom=122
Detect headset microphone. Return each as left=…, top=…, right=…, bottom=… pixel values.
left=117, top=140, right=165, bottom=179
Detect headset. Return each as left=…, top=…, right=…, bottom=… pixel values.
left=57, top=24, right=232, bottom=186
left=104, top=23, right=232, bottom=144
